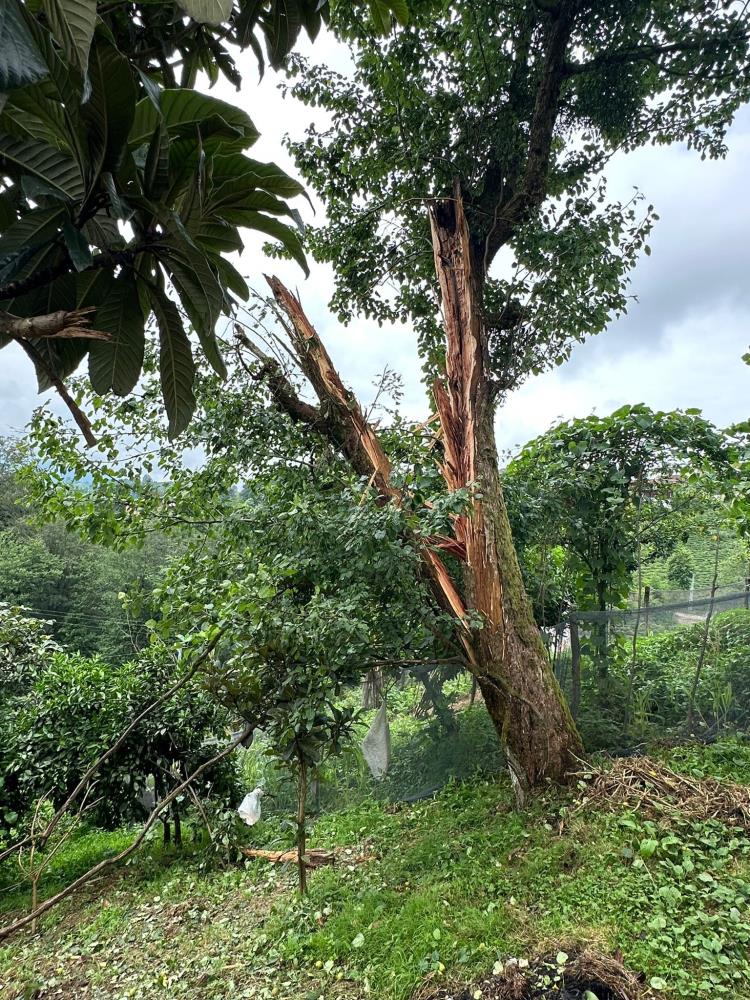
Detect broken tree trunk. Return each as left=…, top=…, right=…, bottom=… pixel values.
left=427, top=188, right=582, bottom=795
left=264, top=208, right=582, bottom=792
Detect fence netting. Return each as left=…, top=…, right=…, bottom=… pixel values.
left=234, top=584, right=750, bottom=818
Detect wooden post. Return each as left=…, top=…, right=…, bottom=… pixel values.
left=570, top=618, right=581, bottom=722
left=296, top=757, right=308, bottom=895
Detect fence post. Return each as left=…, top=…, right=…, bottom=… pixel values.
left=570, top=618, right=581, bottom=721
left=745, top=577, right=749, bottom=611
left=644, top=585, right=651, bottom=634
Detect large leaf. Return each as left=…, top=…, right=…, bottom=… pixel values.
left=176, top=0, right=233, bottom=27
left=149, top=286, right=196, bottom=438
left=144, top=123, right=170, bottom=200
left=208, top=181, right=298, bottom=220
left=88, top=272, right=145, bottom=396
left=188, top=219, right=244, bottom=254
left=12, top=13, right=88, bottom=166
left=159, top=228, right=224, bottom=340
left=0, top=133, right=85, bottom=202
left=130, top=90, right=258, bottom=149
left=40, top=0, right=97, bottom=78
left=62, top=220, right=92, bottom=271
left=211, top=153, right=307, bottom=200
left=0, top=0, right=48, bottom=90
left=213, top=255, right=249, bottom=302
left=0, top=205, right=67, bottom=261
left=82, top=38, right=137, bottom=183
left=82, top=211, right=125, bottom=251
left=262, top=0, right=303, bottom=70
left=2, top=89, right=70, bottom=149
left=229, top=211, right=308, bottom=274
left=368, top=0, right=409, bottom=33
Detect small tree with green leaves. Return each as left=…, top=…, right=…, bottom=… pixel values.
left=667, top=545, right=695, bottom=591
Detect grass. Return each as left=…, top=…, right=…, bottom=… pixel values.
left=3, top=732, right=750, bottom=999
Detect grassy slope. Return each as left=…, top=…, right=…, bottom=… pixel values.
left=2, top=741, right=750, bottom=1000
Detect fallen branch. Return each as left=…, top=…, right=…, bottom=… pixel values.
left=241, top=847, right=335, bottom=868
left=572, top=756, right=750, bottom=829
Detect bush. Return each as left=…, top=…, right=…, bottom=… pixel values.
left=575, top=609, right=750, bottom=750
left=3, top=646, right=235, bottom=831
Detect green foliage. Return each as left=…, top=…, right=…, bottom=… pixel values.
left=0, top=0, right=408, bottom=426
left=0, top=606, right=61, bottom=832
left=3, top=644, right=231, bottom=830
left=287, top=0, right=749, bottom=387
left=668, top=545, right=696, bottom=590
left=0, top=603, right=60, bottom=701
left=504, top=405, right=733, bottom=674
left=631, top=609, right=750, bottom=735
left=644, top=528, right=748, bottom=594
left=663, top=738, right=750, bottom=787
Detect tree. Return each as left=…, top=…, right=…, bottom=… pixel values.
left=504, top=406, right=733, bottom=665
left=256, top=1, right=750, bottom=789
left=11, top=0, right=750, bottom=792
left=667, top=546, right=695, bottom=591
left=0, top=0, right=407, bottom=440
left=4, top=643, right=232, bottom=834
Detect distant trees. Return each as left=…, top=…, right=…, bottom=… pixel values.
left=0, top=440, right=175, bottom=661
left=504, top=405, right=734, bottom=661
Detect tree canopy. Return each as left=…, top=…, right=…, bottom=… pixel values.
left=288, top=0, right=750, bottom=388
left=0, top=0, right=408, bottom=441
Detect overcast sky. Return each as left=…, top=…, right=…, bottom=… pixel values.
left=1, top=30, right=748, bottom=456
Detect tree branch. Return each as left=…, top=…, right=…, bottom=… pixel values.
left=234, top=327, right=321, bottom=427
left=564, top=32, right=748, bottom=76
left=18, top=340, right=98, bottom=448
left=481, top=1, right=579, bottom=264
left=0, top=307, right=110, bottom=342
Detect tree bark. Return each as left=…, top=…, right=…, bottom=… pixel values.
left=428, top=189, right=582, bottom=797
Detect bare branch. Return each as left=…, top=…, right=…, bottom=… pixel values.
left=234, top=325, right=321, bottom=427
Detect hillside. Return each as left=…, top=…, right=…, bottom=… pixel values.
left=3, top=738, right=750, bottom=1000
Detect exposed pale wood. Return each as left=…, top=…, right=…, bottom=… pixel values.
left=240, top=847, right=335, bottom=868
left=265, top=276, right=476, bottom=650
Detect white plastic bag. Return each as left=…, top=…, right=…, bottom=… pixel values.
left=237, top=786, right=264, bottom=825
left=362, top=701, right=391, bottom=780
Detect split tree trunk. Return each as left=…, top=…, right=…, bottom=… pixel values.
left=427, top=192, right=582, bottom=796
left=262, top=193, right=582, bottom=794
